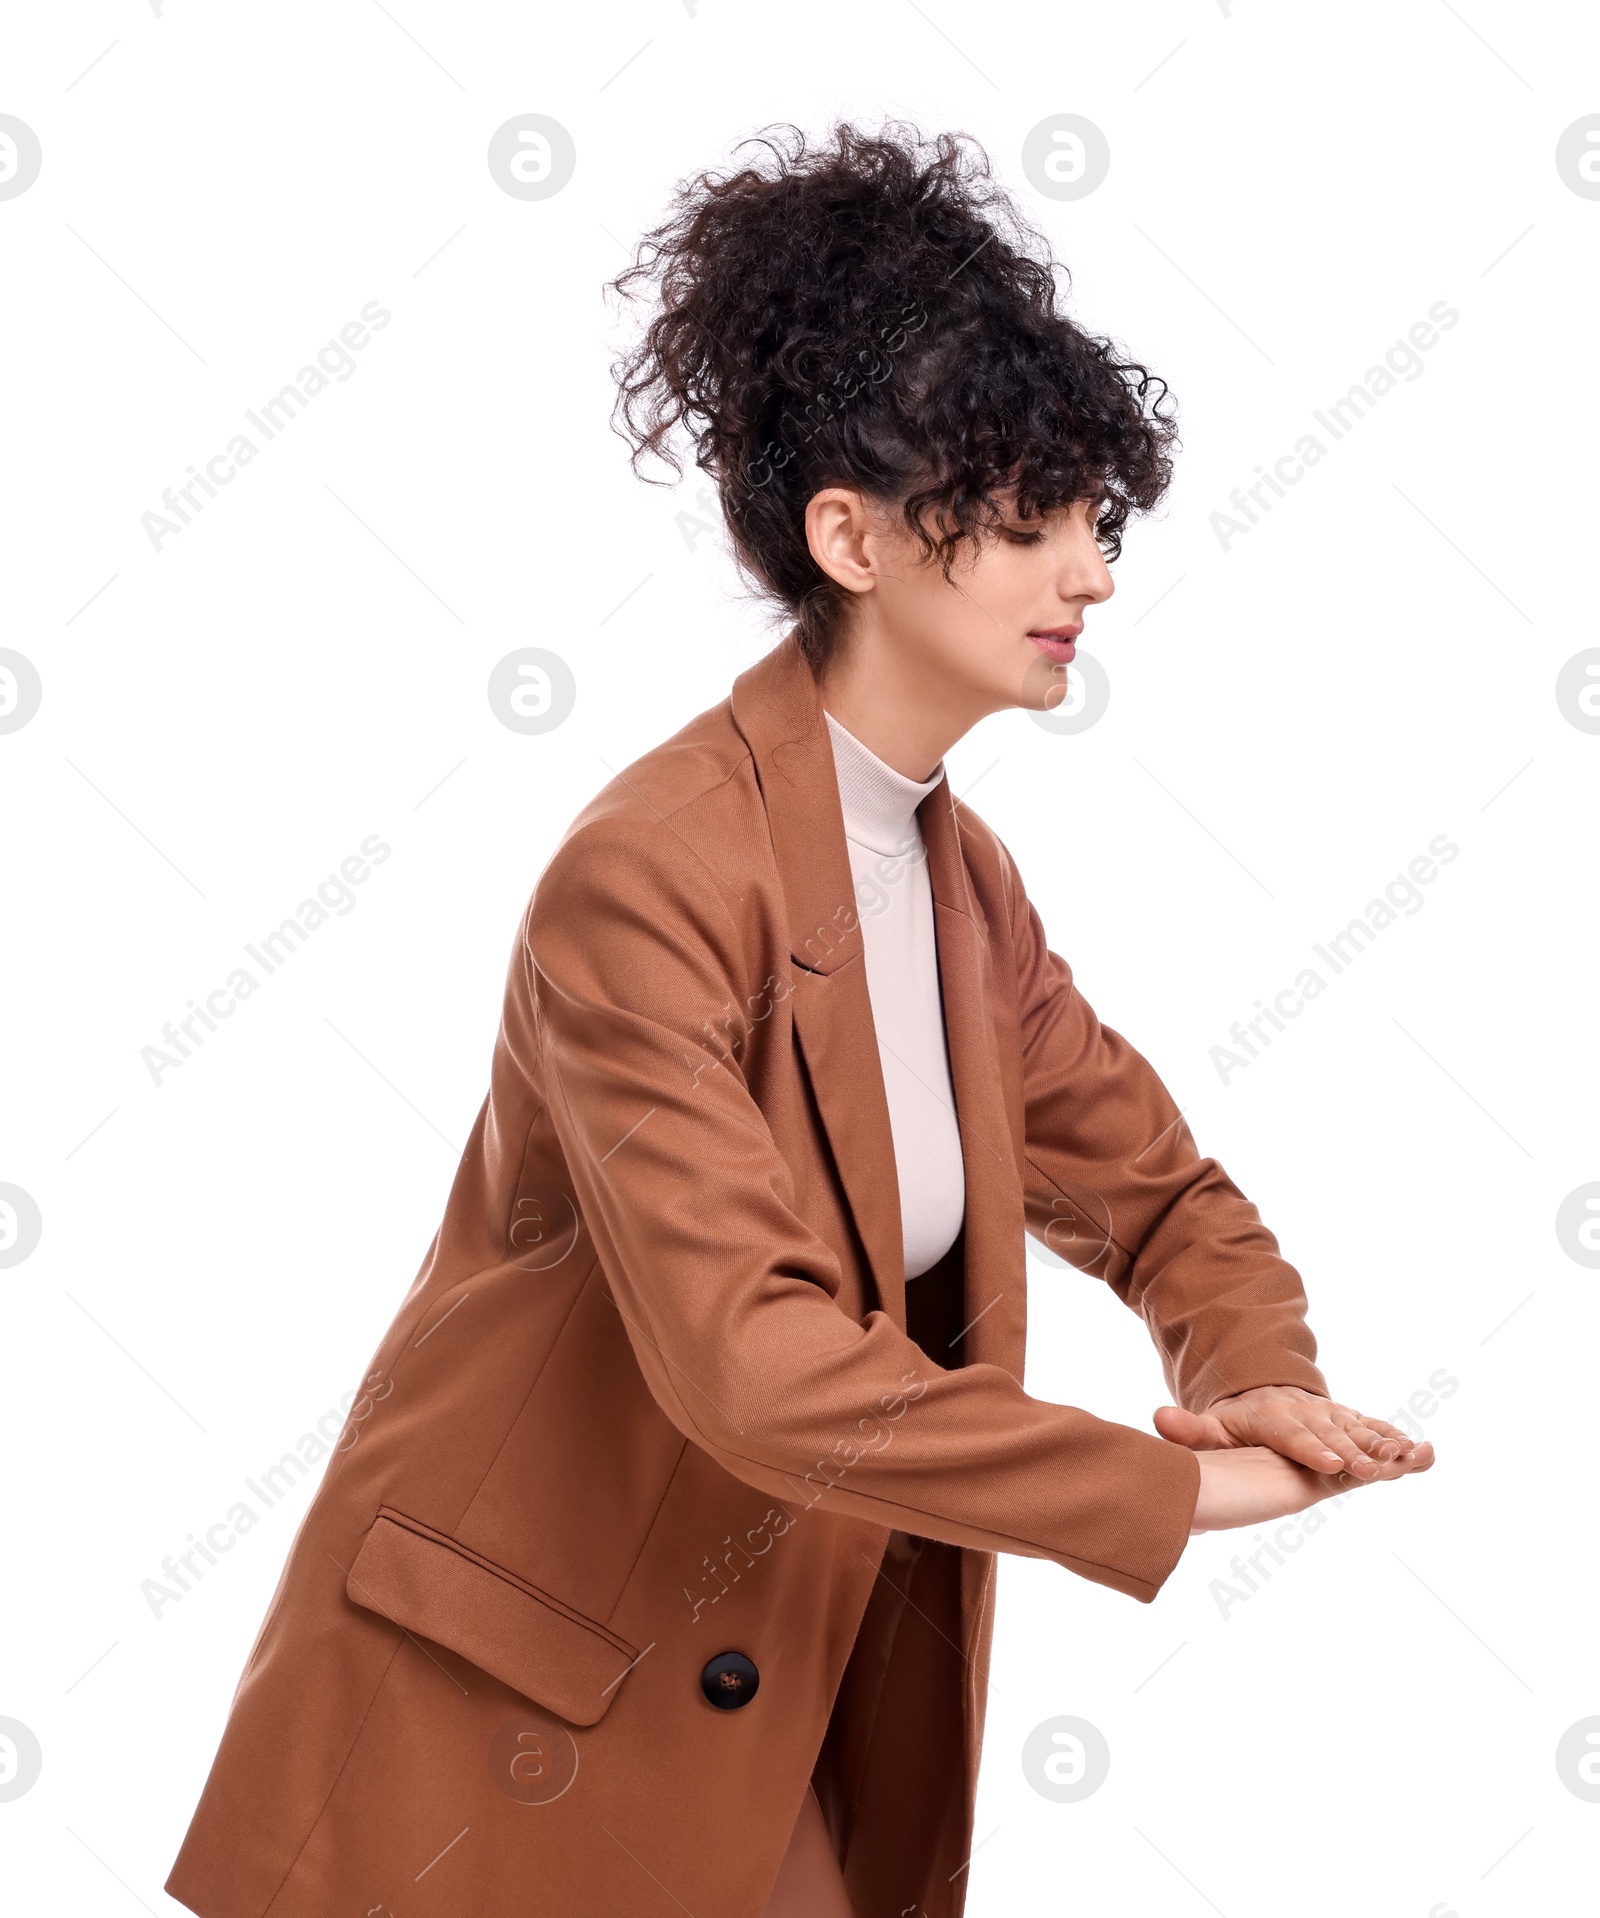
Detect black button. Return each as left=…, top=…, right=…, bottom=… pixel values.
left=700, top=1651, right=759, bottom=1710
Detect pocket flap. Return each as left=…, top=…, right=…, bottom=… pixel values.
left=345, top=1507, right=638, bottom=1727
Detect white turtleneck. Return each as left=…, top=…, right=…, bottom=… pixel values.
left=824, top=711, right=967, bottom=1281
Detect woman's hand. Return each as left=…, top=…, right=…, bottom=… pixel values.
left=1188, top=1446, right=1355, bottom=1534
left=1155, top=1383, right=1435, bottom=1484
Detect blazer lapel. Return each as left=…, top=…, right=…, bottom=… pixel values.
left=730, top=638, right=906, bottom=1327
left=730, top=635, right=1030, bottom=1369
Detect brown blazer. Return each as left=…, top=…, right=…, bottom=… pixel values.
left=165, top=632, right=1328, bottom=1918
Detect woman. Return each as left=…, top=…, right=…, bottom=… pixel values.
left=166, top=123, right=1432, bottom=1918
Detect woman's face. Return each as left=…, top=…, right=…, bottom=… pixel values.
left=807, top=489, right=1115, bottom=723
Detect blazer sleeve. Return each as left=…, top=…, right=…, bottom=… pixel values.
left=995, top=837, right=1331, bottom=1413
left=524, top=814, right=1200, bottom=1604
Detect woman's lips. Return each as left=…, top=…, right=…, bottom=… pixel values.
left=1027, top=626, right=1081, bottom=663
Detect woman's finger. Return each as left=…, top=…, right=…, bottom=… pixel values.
left=1249, top=1416, right=1359, bottom=1476
left=1329, top=1408, right=1417, bottom=1463
left=1346, top=1412, right=1417, bottom=1458
left=1301, top=1417, right=1385, bottom=1479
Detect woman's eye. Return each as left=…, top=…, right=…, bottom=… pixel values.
left=1001, top=528, right=1046, bottom=546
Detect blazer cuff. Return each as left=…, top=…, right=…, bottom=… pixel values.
left=1053, top=1434, right=1201, bottom=1604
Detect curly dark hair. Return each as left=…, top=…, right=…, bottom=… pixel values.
left=608, top=120, right=1179, bottom=669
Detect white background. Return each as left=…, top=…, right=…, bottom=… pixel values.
left=3, top=2, right=1598, bottom=1913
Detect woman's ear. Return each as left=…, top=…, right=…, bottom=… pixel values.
left=804, top=488, right=879, bottom=596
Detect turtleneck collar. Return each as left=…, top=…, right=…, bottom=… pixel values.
left=824, top=710, right=944, bottom=857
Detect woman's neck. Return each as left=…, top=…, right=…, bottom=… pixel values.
left=817, top=637, right=987, bottom=783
